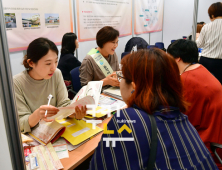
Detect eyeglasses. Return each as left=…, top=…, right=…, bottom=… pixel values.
left=116, top=71, right=125, bottom=82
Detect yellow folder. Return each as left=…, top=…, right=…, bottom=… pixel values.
left=56, top=118, right=103, bottom=145
left=86, top=106, right=111, bottom=118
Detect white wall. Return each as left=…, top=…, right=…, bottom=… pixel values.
left=162, top=0, right=194, bottom=48
left=9, top=0, right=197, bottom=76
left=0, top=98, right=13, bottom=170
left=197, top=0, right=218, bottom=24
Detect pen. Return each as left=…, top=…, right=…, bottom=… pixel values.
left=45, top=94, right=53, bottom=117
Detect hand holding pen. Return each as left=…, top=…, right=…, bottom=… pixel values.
left=45, top=94, right=53, bottom=117
left=38, top=94, right=59, bottom=122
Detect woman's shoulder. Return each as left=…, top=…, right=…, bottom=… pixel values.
left=116, top=107, right=149, bottom=120
left=13, top=70, right=27, bottom=84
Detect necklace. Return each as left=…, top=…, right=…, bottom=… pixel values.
left=180, top=63, right=193, bottom=75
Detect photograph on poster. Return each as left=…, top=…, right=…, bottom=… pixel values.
left=45, top=13, right=60, bottom=26
left=22, top=13, right=40, bottom=27
left=4, top=13, right=16, bottom=28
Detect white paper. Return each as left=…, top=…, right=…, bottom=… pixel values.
left=71, top=81, right=103, bottom=106
left=52, top=138, right=69, bottom=159
left=72, top=127, right=90, bottom=137
left=98, top=95, right=127, bottom=112
left=55, top=96, right=95, bottom=120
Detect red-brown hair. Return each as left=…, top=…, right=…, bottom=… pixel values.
left=121, top=49, right=187, bottom=114
left=208, top=2, right=222, bottom=19
left=196, top=24, right=203, bottom=33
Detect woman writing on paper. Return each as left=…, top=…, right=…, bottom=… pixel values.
left=79, top=26, right=120, bottom=89
left=89, top=49, right=217, bottom=170
left=13, top=38, right=86, bottom=133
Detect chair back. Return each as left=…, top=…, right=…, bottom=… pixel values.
left=70, top=66, right=81, bottom=93
left=121, top=52, right=130, bottom=59
left=155, top=42, right=164, bottom=49
left=171, top=40, right=176, bottom=43
left=147, top=45, right=156, bottom=49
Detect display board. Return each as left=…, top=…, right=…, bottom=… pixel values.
left=3, top=0, right=73, bottom=52
left=76, top=0, right=132, bottom=42
left=134, top=0, right=164, bottom=34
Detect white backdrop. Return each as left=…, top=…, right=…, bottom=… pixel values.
left=8, top=0, right=198, bottom=76
left=3, top=0, right=73, bottom=52
left=134, top=0, right=164, bottom=34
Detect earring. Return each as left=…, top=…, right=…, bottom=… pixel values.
left=131, top=90, right=135, bottom=94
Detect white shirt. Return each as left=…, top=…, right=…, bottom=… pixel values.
left=196, top=19, right=222, bottom=59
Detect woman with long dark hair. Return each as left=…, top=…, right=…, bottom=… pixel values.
left=58, top=32, right=81, bottom=81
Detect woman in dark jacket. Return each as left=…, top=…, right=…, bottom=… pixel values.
left=58, top=32, right=81, bottom=81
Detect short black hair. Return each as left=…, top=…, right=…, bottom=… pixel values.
left=23, top=38, right=58, bottom=70
left=61, top=32, right=77, bottom=54
left=167, top=39, right=198, bottom=63
left=96, top=26, right=119, bottom=48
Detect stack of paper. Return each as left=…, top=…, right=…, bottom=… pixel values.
left=103, top=87, right=123, bottom=100
left=27, top=143, right=64, bottom=170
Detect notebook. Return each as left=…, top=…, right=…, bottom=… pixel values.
left=29, top=120, right=66, bottom=145
left=72, top=81, right=103, bottom=106
left=103, top=87, right=123, bottom=100
left=29, top=96, right=95, bottom=145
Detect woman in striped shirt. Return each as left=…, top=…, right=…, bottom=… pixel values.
left=196, top=2, right=222, bottom=84
left=89, top=49, right=217, bottom=170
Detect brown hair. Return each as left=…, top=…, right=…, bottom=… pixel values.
left=96, top=26, right=119, bottom=48
left=196, top=24, right=203, bottom=33
left=208, top=2, right=222, bottom=19
left=121, top=49, right=187, bottom=114
left=23, top=38, right=58, bottom=70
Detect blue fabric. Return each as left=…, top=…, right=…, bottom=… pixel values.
left=70, top=66, right=81, bottom=93
left=155, top=42, right=164, bottom=49
left=89, top=106, right=218, bottom=170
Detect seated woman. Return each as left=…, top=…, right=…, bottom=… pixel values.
left=89, top=49, right=217, bottom=170
left=167, top=39, right=222, bottom=169
left=13, top=38, right=86, bottom=133
left=58, top=32, right=81, bottom=81
left=79, top=26, right=120, bottom=89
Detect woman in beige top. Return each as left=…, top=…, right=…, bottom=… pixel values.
left=14, top=38, right=86, bottom=133
left=79, top=26, right=120, bottom=89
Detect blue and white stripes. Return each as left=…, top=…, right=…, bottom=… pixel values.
left=89, top=106, right=218, bottom=170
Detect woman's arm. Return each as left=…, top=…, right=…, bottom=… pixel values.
left=196, top=26, right=206, bottom=48
left=79, top=57, right=94, bottom=86
left=14, top=80, right=59, bottom=133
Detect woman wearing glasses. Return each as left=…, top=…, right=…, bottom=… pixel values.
left=79, top=26, right=120, bottom=89
left=89, top=49, right=217, bottom=170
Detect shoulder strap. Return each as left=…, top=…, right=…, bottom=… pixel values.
left=87, top=48, right=113, bottom=77
left=147, top=114, right=157, bottom=170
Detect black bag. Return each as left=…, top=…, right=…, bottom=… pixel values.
left=146, top=114, right=157, bottom=170
left=124, top=37, right=149, bottom=52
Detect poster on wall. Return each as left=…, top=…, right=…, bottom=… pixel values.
left=134, top=0, right=164, bottom=34
left=3, top=0, right=73, bottom=52
left=76, top=0, right=132, bottom=42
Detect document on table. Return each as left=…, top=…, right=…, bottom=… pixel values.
left=52, top=138, right=69, bottom=159
left=30, top=143, right=64, bottom=170
left=98, top=95, right=127, bottom=111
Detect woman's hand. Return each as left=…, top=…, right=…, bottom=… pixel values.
left=69, top=105, right=87, bottom=120
left=29, top=105, right=59, bottom=128
left=102, top=72, right=120, bottom=87
left=39, top=105, right=59, bottom=122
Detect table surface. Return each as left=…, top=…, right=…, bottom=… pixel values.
left=60, top=115, right=112, bottom=170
